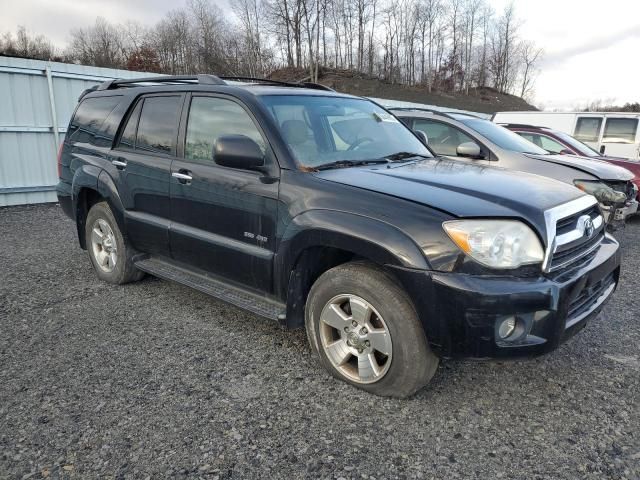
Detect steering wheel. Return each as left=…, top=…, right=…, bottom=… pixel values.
left=348, top=137, right=375, bottom=151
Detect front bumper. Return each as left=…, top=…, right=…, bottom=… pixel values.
left=391, top=234, right=620, bottom=359
left=601, top=200, right=638, bottom=230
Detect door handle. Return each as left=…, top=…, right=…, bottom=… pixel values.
left=112, top=159, right=127, bottom=169
left=172, top=171, right=193, bottom=184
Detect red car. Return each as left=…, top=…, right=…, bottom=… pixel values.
left=503, top=123, right=640, bottom=200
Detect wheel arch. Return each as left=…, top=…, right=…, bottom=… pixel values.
left=72, top=167, right=126, bottom=249
left=277, top=210, right=429, bottom=329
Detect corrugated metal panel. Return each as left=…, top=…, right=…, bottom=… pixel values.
left=0, top=57, right=158, bottom=206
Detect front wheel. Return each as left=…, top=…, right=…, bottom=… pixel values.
left=305, top=262, right=439, bottom=398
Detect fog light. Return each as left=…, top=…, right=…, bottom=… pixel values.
left=498, top=316, right=517, bottom=339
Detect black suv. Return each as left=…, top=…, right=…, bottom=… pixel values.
left=57, top=75, right=620, bottom=397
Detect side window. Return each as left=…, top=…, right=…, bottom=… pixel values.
left=574, top=117, right=602, bottom=142
left=517, top=132, right=539, bottom=145
left=118, top=101, right=142, bottom=150
left=602, top=118, right=638, bottom=144
left=413, top=119, right=475, bottom=156
left=135, top=96, right=182, bottom=155
left=185, top=96, right=266, bottom=162
left=68, top=96, right=121, bottom=144
left=538, top=135, right=567, bottom=154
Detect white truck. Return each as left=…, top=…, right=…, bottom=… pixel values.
left=492, top=111, right=640, bottom=160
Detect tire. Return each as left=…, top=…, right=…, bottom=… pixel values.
left=85, top=201, right=144, bottom=285
left=305, top=261, right=439, bottom=398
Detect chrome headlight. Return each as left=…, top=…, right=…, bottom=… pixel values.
left=443, top=220, right=544, bottom=269
left=573, top=180, right=627, bottom=204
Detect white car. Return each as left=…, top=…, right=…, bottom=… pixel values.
left=492, top=111, right=640, bottom=161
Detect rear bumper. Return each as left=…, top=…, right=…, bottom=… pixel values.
left=391, top=234, right=620, bottom=359
left=56, top=181, right=74, bottom=219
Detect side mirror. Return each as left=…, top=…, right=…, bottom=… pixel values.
left=456, top=142, right=483, bottom=159
left=214, top=135, right=265, bottom=171
left=600, top=145, right=606, bottom=154
left=415, top=130, right=429, bottom=146
left=559, top=149, right=573, bottom=155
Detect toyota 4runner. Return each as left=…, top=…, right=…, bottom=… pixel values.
left=57, top=75, right=621, bottom=397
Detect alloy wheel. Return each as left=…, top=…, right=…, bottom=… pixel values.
left=318, top=294, right=392, bottom=384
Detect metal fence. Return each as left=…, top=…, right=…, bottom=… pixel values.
left=0, top=57, right=154, bottom=207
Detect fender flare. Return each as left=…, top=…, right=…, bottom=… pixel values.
left=275, top=210, right=430, bottom=327
left=97, top=170, right=126, bottom=232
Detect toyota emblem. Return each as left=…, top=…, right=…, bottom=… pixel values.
left=583, top=217, right=594, bottom=238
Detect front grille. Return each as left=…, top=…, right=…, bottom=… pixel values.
left=549, top=206, right=604, bottom=272
left=555, top=205, right=600, bottom=235
left=567, top=272, right=616, bottom=324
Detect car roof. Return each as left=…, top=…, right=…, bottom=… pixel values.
left=80, top=74, right=359, bottom=101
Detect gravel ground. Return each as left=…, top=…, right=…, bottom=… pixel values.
left=0, top=203, right=638, bottom=480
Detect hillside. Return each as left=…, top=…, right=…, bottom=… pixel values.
left=268, top=67, right=537, bottom=114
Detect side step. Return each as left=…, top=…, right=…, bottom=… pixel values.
left=135, top=257, right=286, bottom=323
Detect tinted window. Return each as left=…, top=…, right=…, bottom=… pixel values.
left=185, top=97, right=266, bottom=162
left=574, top=117, right=602, bottom=142
left=603, top=118, right=638, bottom=144
left=459, top=118, right=548, bottom=154
left=537, top=134, right=567, bottom=154
left=136, top=96, right=182, bottom=154
left=69, top=96, right=121, bottom=144
left=413, top=119, right=475, bottom=156
left=118, top=101, right=142, bottom=150
left=260, top=95, right=431, bottom=167
left=554, top=131, right=600, bottom=157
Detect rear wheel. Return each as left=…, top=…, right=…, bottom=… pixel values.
left=85, top=201, right=144, bottom=285
left=305, top=262, right=439, bottom=398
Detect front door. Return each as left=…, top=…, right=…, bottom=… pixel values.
left=169, top=94, right=279, bottom=292
left=111, top=94, right=185, bottom=256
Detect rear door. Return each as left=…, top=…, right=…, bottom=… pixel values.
left=112, top=93, right=185, bottom=256
left=169, top=94, right=279, bottom=292
left=600, top=116, right=640, bottom=159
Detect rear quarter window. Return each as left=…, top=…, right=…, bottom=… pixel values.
left=68, top=96, right=122, bottom=144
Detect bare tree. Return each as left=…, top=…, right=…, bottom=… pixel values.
left=518, top=40, right=542, bottom=99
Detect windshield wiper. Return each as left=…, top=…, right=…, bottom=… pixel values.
left=383, top=151, right=431, bottom=161
left=314, top=159, right=389, bottom=171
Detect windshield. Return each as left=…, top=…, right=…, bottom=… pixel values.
left=553, top=130, right=601, bottom=157
left=459, top=118, right=549, bottom=155
left=259, top=95, right=432, bottom=167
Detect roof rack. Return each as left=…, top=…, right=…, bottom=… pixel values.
left=92, top=73, right=336, bottom=94
left=96, top=74, right=225, bottom=91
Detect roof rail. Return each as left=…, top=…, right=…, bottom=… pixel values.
left=297, top=81, right=335, bottom=91
left=498, top=123, right=543, bottom=129
left=442, top=111, right=483, bottom=119
left=387, top=107, right=456, bottom=119
left=96, top=74, right=226, bottom=91
left=220, top=76, right=334, bottom=91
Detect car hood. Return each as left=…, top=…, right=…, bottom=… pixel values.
left=313, top=157, right=586, bottom=232
left=524, top=153, right=634, bottom=181
left=598, top=156, right=640, bottom=177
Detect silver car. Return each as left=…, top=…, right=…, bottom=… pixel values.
left=392, top=108, right=638, bottom=225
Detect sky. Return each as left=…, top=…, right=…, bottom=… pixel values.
left=1, top=0, right=639, bottom=110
